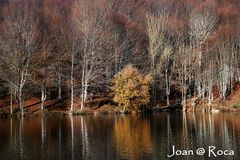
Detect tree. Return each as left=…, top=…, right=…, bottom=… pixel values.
left=112, top=65, right=152, bottom=112
left=146, top=13, right=169, bottom=106
left=0, top=0, right=40, bottom=116
left=0, top=0, right=239, bottom=114
left=189, top=2, right=218, bottom=98
left=146, top=0, right=179, bottom=107
left=42, top=0, right=72, bottom=101
left=63, top=26, right=79, bottom=112
left=73, top=0, right=113, bottom=110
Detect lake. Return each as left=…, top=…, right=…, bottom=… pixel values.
left=0, top=112, right=239, bottom=160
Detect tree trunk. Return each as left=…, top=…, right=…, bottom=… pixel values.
left=70, top=75, right=74, bottom=112
left=58, top=71, right=62, bottom=100
left=41, top=83, right=46, bottom=110
left=207, top=79, right=213, bottom=111
left=84, top=82, right=88, bottom=102
left=81, top=82, right=88, bottom=111
left=165, top=68, right=170, bottom=106
left=80, top=95, right=84, bottom=110
left=114, top=49, right=119, bottom=75
left=80, top=85, right=85, bottom=110
left=70, top=85, right=74, bottom=112
left=151, top=58, right=157, bottom=106
left=70, top=53, right=74, bottom=112
left=208, top=93, right=212, bottom=111
left=10, top=87, right=13, bottom=115
left=19, top=87, right=24, bottom=116
left=80, top=74, right=85, bottom=110
left=122, top=105, right=126, bottom=113
left=182, top=83, right=187, bottom=112
left=181, top=58, right=187, bottom=112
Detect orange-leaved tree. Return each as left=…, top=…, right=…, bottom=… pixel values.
left=112, top=65, right=152, bottom=112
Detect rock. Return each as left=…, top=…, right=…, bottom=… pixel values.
left=211, top=109, right=220, bottom=113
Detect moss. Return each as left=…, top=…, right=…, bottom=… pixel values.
left=232, top=103, right=240, bottom=109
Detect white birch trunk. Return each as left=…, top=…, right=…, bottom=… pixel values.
left=41, top=83, right=46, bottom=110
left=165, top=68, right=170, bottom=106
left=70, top=53, right=74, bottom=112
left=80, top=69, right=85, bottom=110
left=10, top=87, right=13, bottom=115
left=19, top=87, right=24, bottom=117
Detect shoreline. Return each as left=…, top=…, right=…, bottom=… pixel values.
left=0, top=106, right=240, bottom=118
left=1, top=96, right=240, bottom=118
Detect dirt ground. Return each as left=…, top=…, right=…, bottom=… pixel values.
left=0, top=95, right=116, bottom=116
left=1, top=84, right=240, bottom=116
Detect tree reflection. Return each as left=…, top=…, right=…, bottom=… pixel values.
left=0, top=113, right=240, bottom=160
left=70, top=116, right=75, bottom=160
left=114, top=115, right=153, bottom=159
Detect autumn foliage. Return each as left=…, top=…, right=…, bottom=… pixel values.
left=112, top=65, right=152, bottom=112
left=0, top=0, right=239, bottom=114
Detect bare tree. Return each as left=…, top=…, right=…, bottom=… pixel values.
left=189, top=4, right=217, bottom=99
left=0, top=0, right=40, bottom=116
left=73, top=0, right=114, bottom=110
left=146, top=13, right=169, bottom=106
left=63, top=26, right=79, bottom=112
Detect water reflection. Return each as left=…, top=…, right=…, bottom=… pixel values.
left=0, top=113, right=239, bottom=160
left=114, top=115, right=154, bottom=159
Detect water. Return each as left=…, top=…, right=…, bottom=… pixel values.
left=0, top=112, right=239, bottom=160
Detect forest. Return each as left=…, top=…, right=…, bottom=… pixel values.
left=0, top=0, right=239, bottom=116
